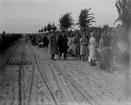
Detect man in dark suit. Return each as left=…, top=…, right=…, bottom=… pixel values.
left=57, top=32, right=65, bottom=59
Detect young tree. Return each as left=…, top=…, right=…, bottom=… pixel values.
left=78, top=8, right=95, bottom=32
left=38, top=29, right=43, bottom=33
left=38, top=29, right=41, bottom=33
left=114, top=0, right=131, bottom=100
left=52, top=23, right=57, bottom=31
left=114, top=0, right=131, bottom=61
left=41, top=28, right=44, bottom=33
left=115, top=0, right=131, bottom=30
left=47, top=23, right=52, bottom=32
left=44, top=26, right=47, bottom=32
left=59, top=12, right=74, bottom=31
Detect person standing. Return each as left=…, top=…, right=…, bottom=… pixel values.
left=49, top=31, right=58, bottom=60
left=31, top=35, right=36, bottom=46
left=80, top=32, right=88, bottom=61
left=73, top=33, right=80, bottom=59
left=89, top=32, right=97, bottom=66
left=43, top=34, right=49, bottom=50
left=1, top=31, right=6, bottom=49
left=2, top=31, right=6, bottom=42
left=57, top=32, right=65, bottom=59
left=63, top=32, right=68, bottom=60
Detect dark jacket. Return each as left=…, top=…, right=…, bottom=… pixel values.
left=57, top=34, right=65, bottom=53
left=63, top=35, right=69, bottom=50
left=43, top=36, right=49, bottom=46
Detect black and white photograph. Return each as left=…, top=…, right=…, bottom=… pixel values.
left=0, top=0, right=131, bottom=105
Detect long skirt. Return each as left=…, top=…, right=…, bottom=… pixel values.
left=74, top=44, right=80, bottom=56
left=97, top=47, right=112, bottom=69
left=80, top=45, right=88, bottom=60
left=80, top=45, right=84, bottom=56
left=49, top=46, right=58, bottom=55
left=80, top=45, right=88, bottom=56
left=89, top=45, right=97, bottom=60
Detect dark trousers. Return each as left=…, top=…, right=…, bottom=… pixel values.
left=51, top=54, right=55, bottom=60
left=59, top=52, right=62, bottom=59
left=58, top=46, right=64, bottom=59
left=63, top=49, right=67, bottom=59
left=44, top=45, right=48, bottom=50
left=58, top=51, right=67, bottom=59
left=58, top=45, right=67, bottom=59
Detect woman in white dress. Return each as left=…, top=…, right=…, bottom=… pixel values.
left=89, top=32, right=97, bottom=66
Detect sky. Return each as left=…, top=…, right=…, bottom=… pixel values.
left=0, top=0, right=118, bottom=33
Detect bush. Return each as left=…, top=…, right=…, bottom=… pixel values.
left=0, top=33, right=22, bottom=52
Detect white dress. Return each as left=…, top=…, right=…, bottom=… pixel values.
left=89, top=36, right=97, bottom=61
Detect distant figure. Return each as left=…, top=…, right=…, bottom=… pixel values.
left=49, top=32, right=58, bottom=60
left=57, top=32, right=65, bottom=59
left=89, top=32, right=97, bottom=66
left=73, top=33, right=80, bottom=59
left=80, top=32, right=88, bottom=61
left=97, top=33, right=112, bottom=70
left=43, top=35, right=49, bottom=50
left=2, top=31, right=6, bottom=42
left=63, top=32, right=68, bottom=59
left=31, top=36, right=36, bottom=46
left=25, top=35, right=29, bottom=43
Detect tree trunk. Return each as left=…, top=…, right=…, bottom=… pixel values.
left=126, top=25, right=131, bottom=102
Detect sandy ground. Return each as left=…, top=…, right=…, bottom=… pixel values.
left=0, top=37, right=129, bottom=105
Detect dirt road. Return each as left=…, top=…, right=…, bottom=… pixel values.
left=0, top=38, right=127, bottom=105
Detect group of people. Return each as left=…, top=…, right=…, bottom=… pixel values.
left=27, top=30, right=112, bottom=70
left=26, top=31, right=69, bottom=60
left=26, top=34, right=49, bottom=50
left=49, top=31, right=69, bottom=60
left=72, top=31, right=97, bottom=66
left=72, top=31, right=112, bottom=70
left=48, top=30, right=98, bottom=67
